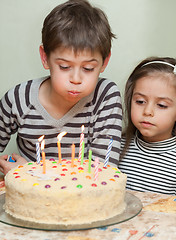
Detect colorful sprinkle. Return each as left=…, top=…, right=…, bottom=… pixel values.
left=54, top=178, right=60, bottom=181
left=28, top=163, right=33, bottom=165
left=33, top=183, right=39, bottom=186
left=21, top=179, right=27, bottom=181
left=71, top=172, right=76, bottom=175
left=76, top=184, right=83, bottom=189
left=62, top=168, right=68, bottom=171
left=110, top=178, right=115, bottom=181
left=101, top=181, right=107, bottom=185
left=86, top=176, right=91, bottom=179
left=111, top=228, right=121, bottom=233
left=15, top=176, right=20, bottom=178
left=52, top=161, right=57, bottom=164
left=78, top=167, right=84, bottom=170
left=61, top=186, right=67, bottom=189
left=72, top=178, right=78, bottom=181
left=61, top=174, right=65, bottom=176
left=13, top=172, right=18, bottom=175
left=18, top=165, right=24, bottom=168
left=52, top=166, right=57, bottom=168
left=78, top=170, right=84, bottom=173
left=45, top=185, right=51, bottom=188
left=91, top=183, right=97, bottom=187
left=114, top=175, right=119, bottom=178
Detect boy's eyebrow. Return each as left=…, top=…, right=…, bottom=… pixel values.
left=55, top=57, right=99, bottom=63
left=133, top=92, right=174, bottom=102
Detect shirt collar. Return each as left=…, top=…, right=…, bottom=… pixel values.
left=135, top=131, right=176, bottom=154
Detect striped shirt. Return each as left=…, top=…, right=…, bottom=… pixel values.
left=118, top=133, right=176, bottom=195
left=0, top=76, right=122, bottom=165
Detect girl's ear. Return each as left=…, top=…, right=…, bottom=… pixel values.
left=39, top=45, right=50, bottom=69
left=100, top=52, right=111, bottom=73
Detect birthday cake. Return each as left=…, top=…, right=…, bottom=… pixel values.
left=4, top=158, right=127, bottom=225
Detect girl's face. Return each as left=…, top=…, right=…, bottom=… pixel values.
left=131, top=73, right=176, bottom=142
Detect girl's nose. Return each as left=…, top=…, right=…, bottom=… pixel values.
left=70, top=69, right=82, bottom=84
left=143, top=103, right=154, bottom=117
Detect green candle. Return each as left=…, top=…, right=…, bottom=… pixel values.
left=81, top=141, right=85, bottom=166
left=88, top=149, right=92, bottom=173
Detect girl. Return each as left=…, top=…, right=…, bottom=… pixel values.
left=119, top=57, right=176, bottom=195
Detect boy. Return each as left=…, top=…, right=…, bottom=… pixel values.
left=0, top=0, right=122, bottom=175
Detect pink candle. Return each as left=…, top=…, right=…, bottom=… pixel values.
left=94, top=157, right=99, bottom=181
left=78, top=125, right=84, bottom=162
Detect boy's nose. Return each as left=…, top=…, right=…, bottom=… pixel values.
left=143, top=103, right=154, bottom=117
left=70, top=69, right=82, bottom=84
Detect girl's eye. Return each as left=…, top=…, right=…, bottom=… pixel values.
left=136, top=100, right=145, bottom=105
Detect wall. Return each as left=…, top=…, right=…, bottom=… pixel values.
left=0, top=0, right=176, bottom=154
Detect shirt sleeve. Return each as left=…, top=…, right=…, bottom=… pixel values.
left=89, top=79, right=122, bottom=165
left=0, top=89, right=19, bottom=152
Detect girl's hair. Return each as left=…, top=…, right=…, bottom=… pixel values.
left=120, top=56, right=176, bottom=159
left=41, top=0, right=116, bottom=61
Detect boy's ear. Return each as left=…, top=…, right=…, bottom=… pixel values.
left=100, top=52, right=111, bottom=73
left=39, top=45, right=50, bottom=69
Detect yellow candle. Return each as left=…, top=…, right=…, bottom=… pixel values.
left=71, top=143, right=75, bottom=167
left=57, top=141, right=61, bottom=164
left=41, top=140, right=46, bottom=174
left=57, top=131, right=67, bottom=164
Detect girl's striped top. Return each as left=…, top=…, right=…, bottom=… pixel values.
left=118, top=132, right=176, bottom=195
left=0, top=76, right=122, bottom=165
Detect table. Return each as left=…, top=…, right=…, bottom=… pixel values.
left=0, top=173, right=175, bottom=240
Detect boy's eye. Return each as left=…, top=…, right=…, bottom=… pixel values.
left=83, top=67, right=94, bottom=72
left=158, top=103, right=168, bottom=109
left=59, top=65, right=70, bottom=70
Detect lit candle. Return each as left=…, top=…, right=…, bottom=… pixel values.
left=104, top=137, right=113, bottom=167
left=36, top=135, right=44, bottom=164
left=41, top=140, right=46, bottom=174
left=88, top=149, right=92, bottom=173
left=94, top=157, right=99, bottom=181
left=78, top=125, right=84, bottom=162
left=57, top=131, right=67, bottom=164
left=81, top=141, right=85, bottom=166
left=71, top=143, right=75, bottom=168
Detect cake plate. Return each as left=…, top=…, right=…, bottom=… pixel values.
left=0, top=192, right=142, bottom=231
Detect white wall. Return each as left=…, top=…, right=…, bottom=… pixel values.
left=0, top=0, right=176, bottom=154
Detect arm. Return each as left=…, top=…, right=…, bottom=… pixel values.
left=89, top=79, right=122, bottom=165
left=0, top=153, right=27, bottom=175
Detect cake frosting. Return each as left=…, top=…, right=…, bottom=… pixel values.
left=4, top=158, right=127, bottom=225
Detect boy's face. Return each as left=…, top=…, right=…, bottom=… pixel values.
left=131, top=74, right=176, bottom=142
left=40, top=46, right=109, bottom=108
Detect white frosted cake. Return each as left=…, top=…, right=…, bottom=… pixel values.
left=4, top=158, right=127, bottom=225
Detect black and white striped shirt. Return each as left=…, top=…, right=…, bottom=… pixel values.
left=0, top=76, right=122, bottom=165
left=118, top=133, right=176, bottom=195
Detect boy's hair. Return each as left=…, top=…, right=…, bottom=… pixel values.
left=41, top=0, right=116, bottom=61
left=121, top=56, right=176, bottom=159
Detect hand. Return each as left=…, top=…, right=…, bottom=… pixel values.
left=0, top=153, right=27, bottom=175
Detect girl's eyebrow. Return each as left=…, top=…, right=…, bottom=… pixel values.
left=133, top=92, right=173, bottom=102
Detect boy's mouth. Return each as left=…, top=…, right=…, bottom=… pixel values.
left=68, top=91, right=80, bottom=96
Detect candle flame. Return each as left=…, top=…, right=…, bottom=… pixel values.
left=57, top=131, right=67, bottom=141
left=81, top=125, right=84, bottom=132
left=38, top=135, right=44, bottom=142
left=41, top=140, right=45, bottom=151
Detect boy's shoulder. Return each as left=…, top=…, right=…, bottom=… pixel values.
left=96, top=78, right=120, bottom=95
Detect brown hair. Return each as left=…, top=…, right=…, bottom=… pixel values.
left=120, top=56, right=176, bottom=159
left=41, top=0, right=116, bottom=61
